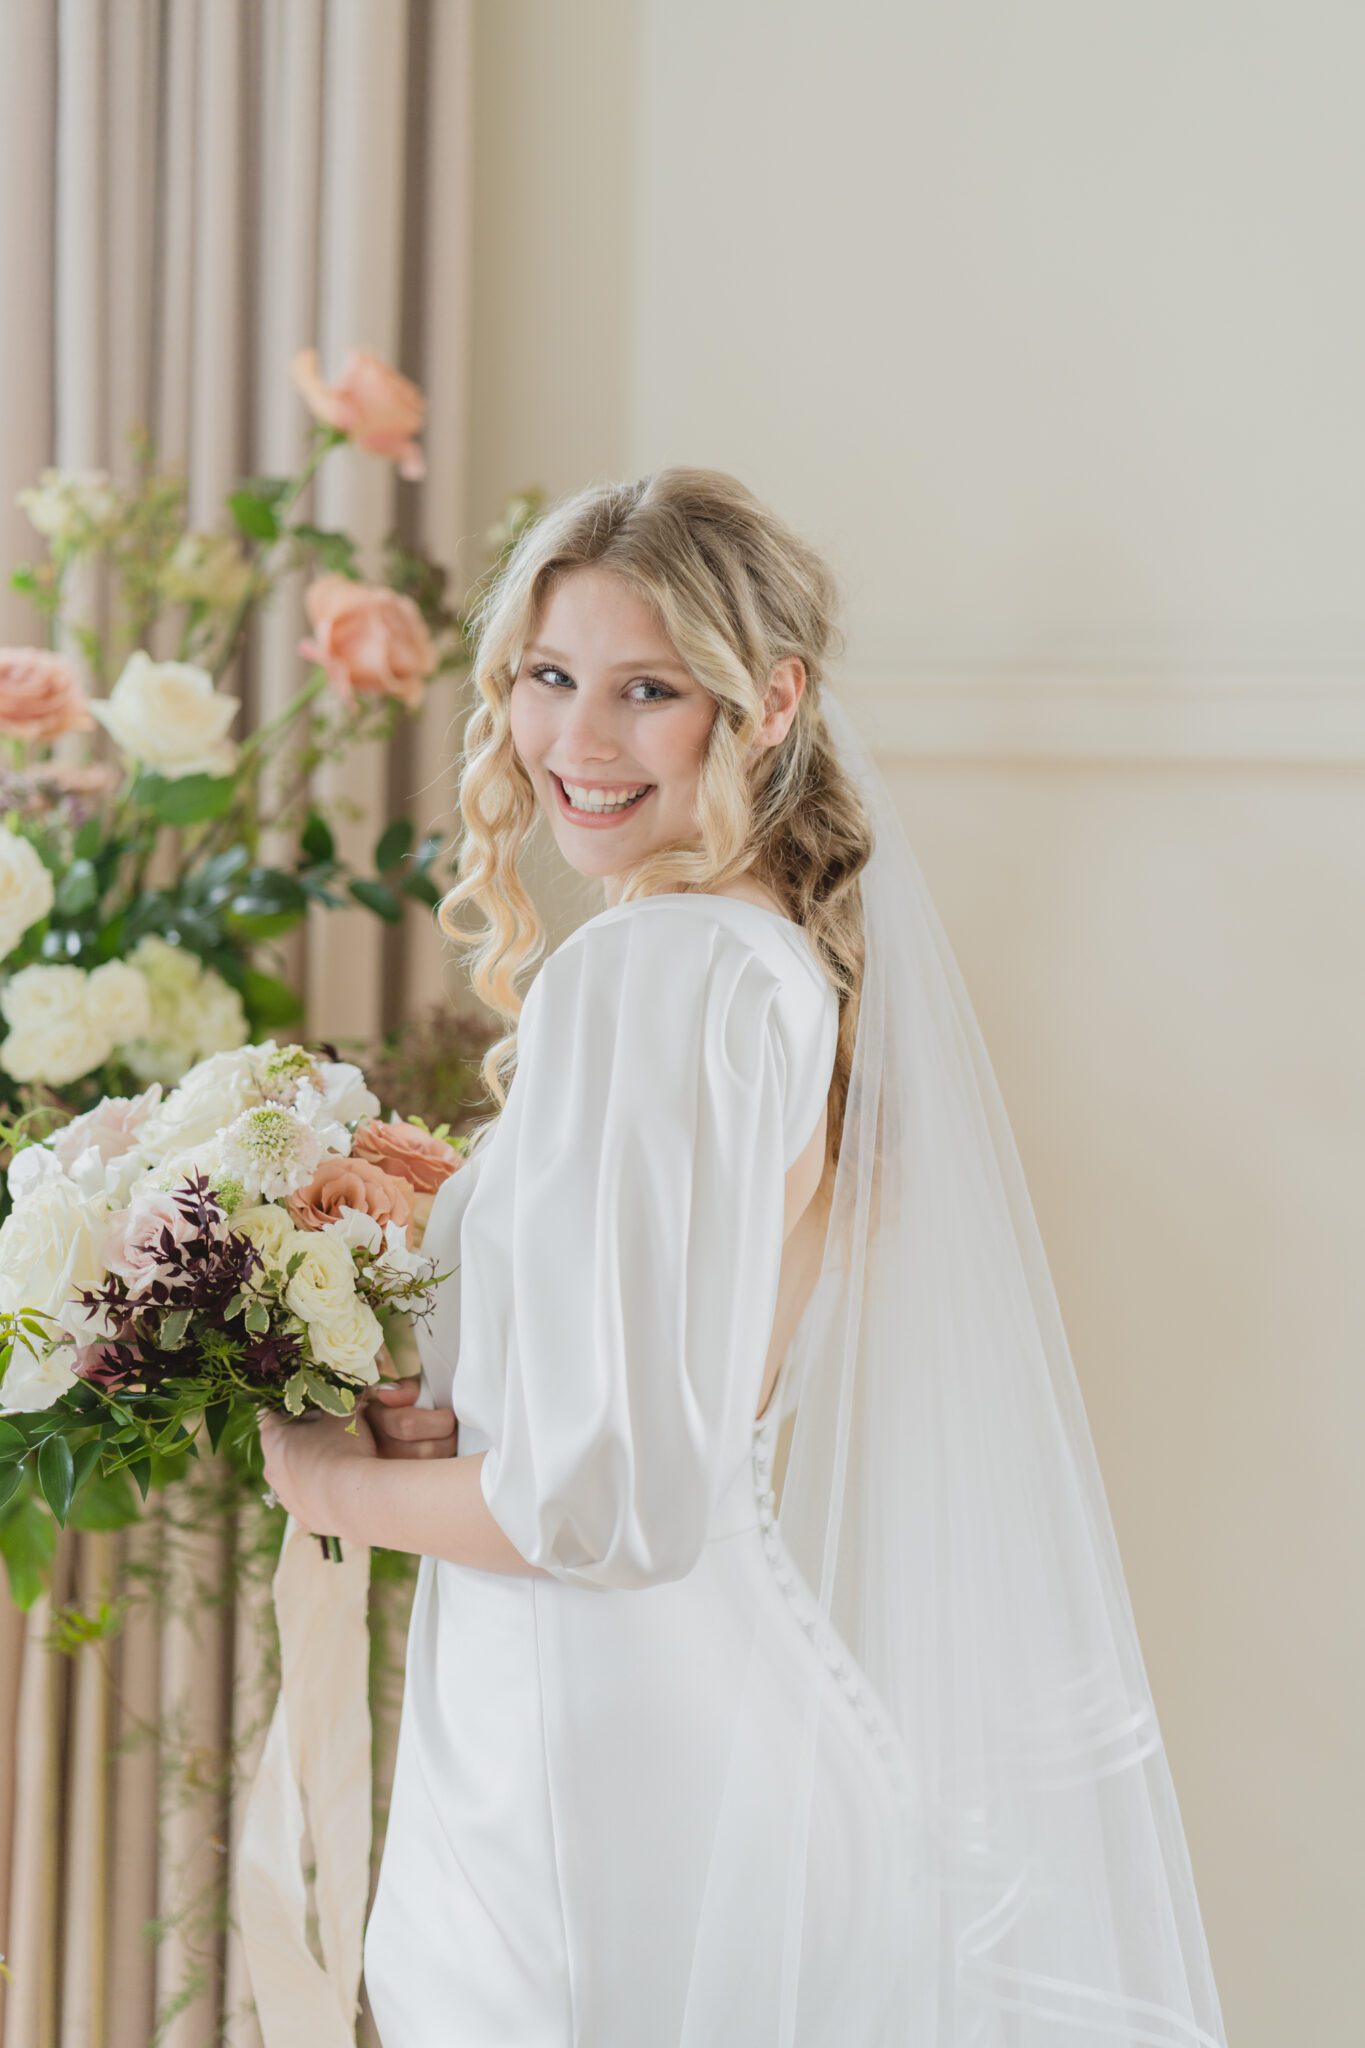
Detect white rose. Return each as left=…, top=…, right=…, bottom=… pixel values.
left=0, top=1171, right=107, bottom=1327
left=282, top=1228, right=357, bottom=1323
left=231, top=1202, right=298, bottom=1276
left=0, top=1337, right=80, bottom=1415
left=160, top=531, right=253, bottom=611
left=87, top=960, right=153, bottom=1046
left=137, top=1040, right=265, bottom=1151
left=0, top=1014, right=110, bottom=1087
left=1, top=962, right=85, bottom=1033
left=5, top=1140, right=62, bottom=1208
left=90, top=651, right=240, bottom=779
left=123, top=940, right=252, bottom=1087
left=0, top=833, right=56, bottom=957
left=307, top=1295, right=384, bottom=1385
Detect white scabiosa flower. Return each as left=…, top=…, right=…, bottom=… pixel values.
left=219, top=1103, right=325, bottom=1203
left=0, top=832, right=56, bottom=958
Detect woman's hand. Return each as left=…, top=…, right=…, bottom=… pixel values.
left=258, top=1404, right=377, bottom=1542
left=363, top=1373, right=458, bottom=1461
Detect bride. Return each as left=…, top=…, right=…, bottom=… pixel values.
left=258, top=468, right=1228, bottom=2045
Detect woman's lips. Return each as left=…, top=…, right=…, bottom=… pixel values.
left=551, top=772, right=656, bottom=829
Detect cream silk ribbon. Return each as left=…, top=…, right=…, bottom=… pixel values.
left=236, top=1513, right=374, bottom=2046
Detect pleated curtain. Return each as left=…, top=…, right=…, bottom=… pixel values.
left=0, top=4, right=476, bottom=2043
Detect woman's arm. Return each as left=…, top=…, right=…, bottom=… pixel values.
left=331, top=1446, right=550, bottom=1575
left=257, top=1407, right=549, bottom=1576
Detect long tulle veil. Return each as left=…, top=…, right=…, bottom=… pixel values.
left=754, top=686, right=1228, bottom=2044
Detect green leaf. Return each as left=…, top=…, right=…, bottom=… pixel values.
left=54, top=858, right=99, bottom=918
left=302, top=1370, right=354, bottom=1417
left=36, top=1434, right=75, bottom=1525
left=241, top=968, right=304, bottom=1030
left=374, top=818, right=414, bottom=874
left=244, top=1298, right=270, bottom=1336
left=159, top=1307, right=193, bottom=1350
left=289, top=525, right=359, bottom=576
left=401, top=870, right=443, bottom=909
left=69, top=1465, right=139, bottom=1532
left=0, top=1495, right=57, bottom=1609
left=283, top=1372, right=309, bottom=1418
left=300, top=811, right=335, bottom=865
left=0, top=1418, right=27, bottom=1463
left=71, top=1437, right=104, bottom=1497
left=348, top=877, right=403, bottom=924
left=204, top=1400, right=231, bottom=1453
left=132, top=770, right=237, bottom=825
left=73, top=815, right=104, bottom=862
left=228, top=489, right=281, bottom=543
left=0, top=1464, right=24, bottom=1513
left=126, top=1452, right=153, bottom=1502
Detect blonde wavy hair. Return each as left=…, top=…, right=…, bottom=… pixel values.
left=438, top=466, right=874, bottom=1179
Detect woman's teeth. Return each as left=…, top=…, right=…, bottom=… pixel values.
left=560, top=778, right=653, bottom=815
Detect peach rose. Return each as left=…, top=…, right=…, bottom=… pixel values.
left=353, top=1116, right=462, bottom=1196
left=290, top=347, right=426, bottom=481
left=285, top=1154, right=414, bottom=1234
left=298, top=575, right=437, bottom=711
left=0, top=649, right=95, bottom=741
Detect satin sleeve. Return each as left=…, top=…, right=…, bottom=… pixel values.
left=473, top=909, right=791, bottom=1591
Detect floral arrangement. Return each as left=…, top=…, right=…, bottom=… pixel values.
left=0, top=343, right=542, bottom=1136
left=0, top=1034, right=466, bottom=1581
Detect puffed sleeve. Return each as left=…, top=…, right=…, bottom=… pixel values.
left=467, top=908, right=792, bottom=1591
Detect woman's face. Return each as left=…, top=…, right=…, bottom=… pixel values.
left=509, top=567, right=720, bottom=901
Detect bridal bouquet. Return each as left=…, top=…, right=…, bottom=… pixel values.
left=0, top=1036, right=462, bottom=1566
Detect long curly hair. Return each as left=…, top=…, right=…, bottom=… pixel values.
left=438, top=466, right=874, bottom=1179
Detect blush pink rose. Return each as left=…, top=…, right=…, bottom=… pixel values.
left=104, top=1187, right=203, bottom=1299
left=290, top=347, right=426, bottom=481
left=51, top=1084, right=164, bottom=1173
left=0, top=649, right=96, bottom=741
left=353, top=1116, right=462, bottom=1196
left=285, top=1154, right=414, bottom=1234
left=298, top=575, right=438, bottom=711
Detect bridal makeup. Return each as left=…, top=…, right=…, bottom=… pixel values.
left=509, top=566, right=716, bottom=895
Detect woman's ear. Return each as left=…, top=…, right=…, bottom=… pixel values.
left=756, top=656, right=807, bottom=748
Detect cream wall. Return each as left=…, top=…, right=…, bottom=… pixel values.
left=469, top=6, right=1365, bottom=2041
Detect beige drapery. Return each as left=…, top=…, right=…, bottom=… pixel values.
left=0, top=4, right=475, bottom=2042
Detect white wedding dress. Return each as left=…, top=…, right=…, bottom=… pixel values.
left=363, top=894, right=917, bottom=2046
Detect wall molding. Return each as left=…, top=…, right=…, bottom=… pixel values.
left=836, top=669, right=1365, bottom=765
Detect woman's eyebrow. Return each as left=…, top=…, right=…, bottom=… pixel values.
left=524, top=644, right=689, bottom=674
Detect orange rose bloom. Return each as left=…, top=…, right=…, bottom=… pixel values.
left=354, top=1117, right=462, bottom=1196
left=0, top=649, right=95, bottom=741
left=298, top=575, right=437, bottom=711
left=286, top=1155, right=414, bottom=1234
left=290, top=346, right=426, bottom=481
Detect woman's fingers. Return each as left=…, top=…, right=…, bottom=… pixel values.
left=365, top=1379, right=458, bottom=1459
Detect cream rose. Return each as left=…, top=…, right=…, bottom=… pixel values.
left=0, top=832, right=55, bottom=956
left=230, top=1203, right=299, bottom=1277
left=307, top=1294, right=385, bottom=1384
left=281, top=1227, right=358, bottom=1324
left=86, top=960, right=153, bottom=1046
left=90, top=652, right=240, bottom=779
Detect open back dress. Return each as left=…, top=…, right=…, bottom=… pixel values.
left=362, top=892, right=916, bottom=2046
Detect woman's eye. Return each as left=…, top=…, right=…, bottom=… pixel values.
left=528, top=664, right=675, bottom=704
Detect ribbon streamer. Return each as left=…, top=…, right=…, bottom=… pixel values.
left=236, top=1513, right=374, bottom=2045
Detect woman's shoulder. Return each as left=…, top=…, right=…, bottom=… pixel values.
left=551, top=890, right=834, bottom=1009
